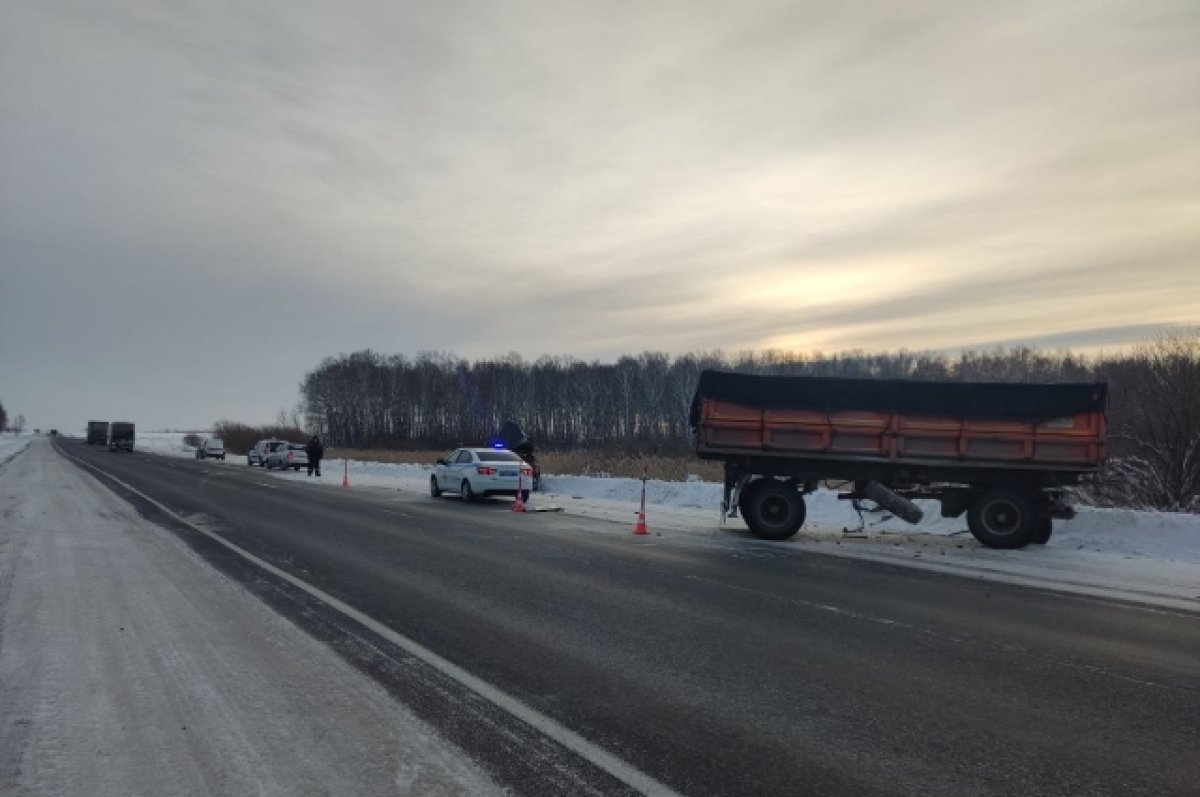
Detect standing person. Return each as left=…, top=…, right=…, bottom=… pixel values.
left=305, top=435, right=324, bottom=476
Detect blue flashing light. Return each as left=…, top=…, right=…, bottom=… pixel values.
left=492, top=441, right=505, bottom=449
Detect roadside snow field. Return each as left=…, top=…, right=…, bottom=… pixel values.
left=0, top=439, right=502, bottom=796
left=0, top=432, right=32, bottom=465
left=136, top=432, right=1200, bottom=611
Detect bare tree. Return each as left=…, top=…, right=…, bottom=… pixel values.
left=1100, top=329, right=1200, bottom=510
left=294, top=335, right=1200, bottom=512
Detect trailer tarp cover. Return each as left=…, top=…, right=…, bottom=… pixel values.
left=691, top=370, right=1107, bottom=425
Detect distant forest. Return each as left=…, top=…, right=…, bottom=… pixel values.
left=297, top=332, right=1200, bottom=511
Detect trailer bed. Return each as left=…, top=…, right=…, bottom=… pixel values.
left=690, top=371, right=1109, bottom=547
left=695, top=398, right=1106, bottom=472
left=692, top=371, right=1107, bottom=474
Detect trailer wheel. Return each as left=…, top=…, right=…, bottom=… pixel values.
left=1031, top=517, right=1053, bottom=545
left=739, top=479, right=806, bottom=541
left=967, top=489, right=1036, bottom=549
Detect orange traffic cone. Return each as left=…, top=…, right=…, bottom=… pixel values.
left=633, top=508, right=648, bottom=535
left=633, top=465, right=648, bottom=534
left=342, top=460, right=349, bottom=488
left=513, top=473, right=527, bottom=512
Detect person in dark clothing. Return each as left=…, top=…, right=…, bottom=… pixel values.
left=305, top=436, right=324, bottom=476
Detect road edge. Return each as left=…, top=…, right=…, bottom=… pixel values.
left=57, top=444, right=682, bottom=797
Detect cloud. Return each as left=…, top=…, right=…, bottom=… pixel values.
left=1, top=0, right=1197, bottom=428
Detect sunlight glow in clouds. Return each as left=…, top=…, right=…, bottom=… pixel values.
left=1, top=0, right=1197, bottom=428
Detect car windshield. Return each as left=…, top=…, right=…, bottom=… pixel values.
left=477, top=451, right=521, bottom=462
left=288, top=444, right=305, bottom=450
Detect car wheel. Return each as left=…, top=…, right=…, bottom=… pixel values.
left=461, top=479, right=477, bottom=502
left=430, top=476, right=443, bottom=498
left=967, top=488, right=1036, bottom=549
left=738, top=479, right=806, bottom=540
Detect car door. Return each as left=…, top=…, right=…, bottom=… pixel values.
left=454, top=449, right=476, bottom=490
left=436, top=450, right=457, bottom=488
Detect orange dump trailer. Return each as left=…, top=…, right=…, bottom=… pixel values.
left=691, top=371, right=1108, bottom=548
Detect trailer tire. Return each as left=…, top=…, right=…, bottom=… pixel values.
left=1031, top=517, right=1053, bottom=545
left=739, top=479, right=806, bottom=541
left=967, top=489, right=1036, bottom=549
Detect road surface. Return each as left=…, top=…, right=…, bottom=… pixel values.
left=6, top=437, right=1199, bottom=795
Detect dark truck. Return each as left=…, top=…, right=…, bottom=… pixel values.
left=691, top=371, right=1108, bottom=549
left=87, top=420, right=108, bottom=445
left=108, top=421, right=135, bottom=452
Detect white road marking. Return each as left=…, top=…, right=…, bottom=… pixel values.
left=256, top=482, right=277, bottom=490
left=65, top=454, right=680, bottom=797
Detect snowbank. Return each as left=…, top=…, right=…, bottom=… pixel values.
left=0, top=433, right=32, bottom=466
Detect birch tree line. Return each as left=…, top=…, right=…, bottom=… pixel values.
left=297, top=331, right=1200, bottom=510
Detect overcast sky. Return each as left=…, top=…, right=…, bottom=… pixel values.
left=2, top=0, right=1197, bottom=431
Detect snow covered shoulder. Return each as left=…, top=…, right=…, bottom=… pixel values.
left=0, top=438, right=500, bottom=796
left=0, top=432, right=32, bottom=466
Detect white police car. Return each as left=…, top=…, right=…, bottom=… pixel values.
left=431, top=447, right=533, bottom=502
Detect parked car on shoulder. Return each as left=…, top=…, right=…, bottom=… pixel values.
left=430, top=447, right=533, bottom=502
left=266, top=442, right=308, bottom=471
left=247, top=438, right=279, bottom=467
left=195, top=439, right=225, bottom=460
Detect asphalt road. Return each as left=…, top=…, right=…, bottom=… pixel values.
left=57, top=439, right=1200, bottom=796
